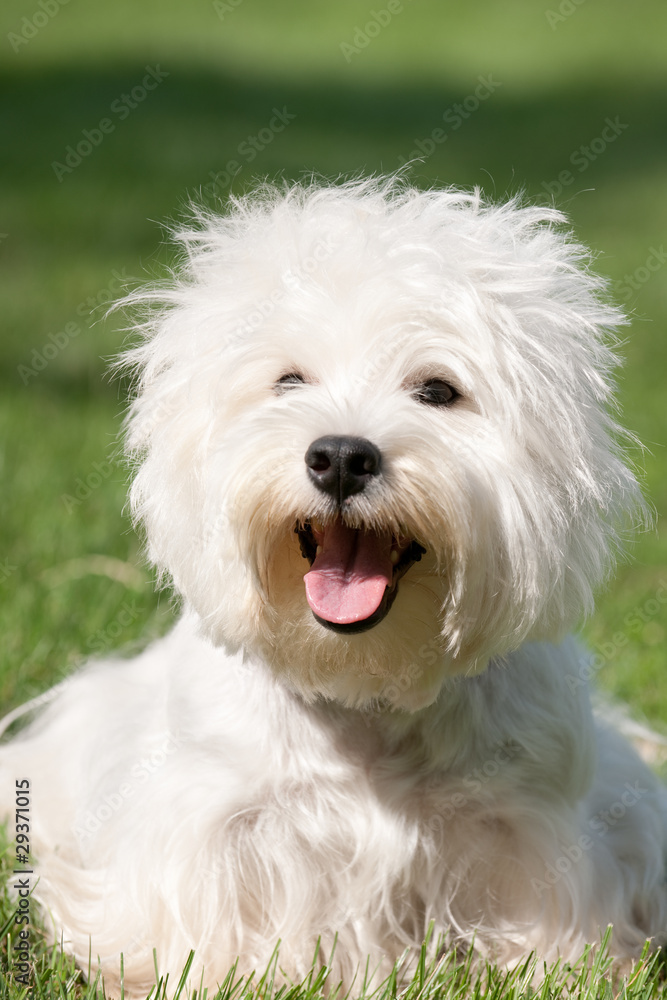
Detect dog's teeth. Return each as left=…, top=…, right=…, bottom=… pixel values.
left=316, top=545, right=322, bottom=555
left=390, top=549, right=399, bottom=565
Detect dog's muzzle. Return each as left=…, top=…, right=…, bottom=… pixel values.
left=297, top=436, right=425, bottom=635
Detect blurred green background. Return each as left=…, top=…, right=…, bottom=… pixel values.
left=0, top=0, right=666, bottom=720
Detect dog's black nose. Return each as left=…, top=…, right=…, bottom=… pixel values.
left=305, top=435, right=382, bottom=502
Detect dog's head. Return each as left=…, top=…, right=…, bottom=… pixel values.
left=122, top=177, right=644, bottom=710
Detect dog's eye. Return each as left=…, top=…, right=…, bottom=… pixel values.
left=412, top=378, right=459, bottom=407
left=274, top=372, right=307, bottom=393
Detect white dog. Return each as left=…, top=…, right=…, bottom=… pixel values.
left=2, top=176, right=666, bottom=995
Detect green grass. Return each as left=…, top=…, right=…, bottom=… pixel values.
left=1, top=816, right=667, bottom=1000
left=1, top=0, right=667, bottom=996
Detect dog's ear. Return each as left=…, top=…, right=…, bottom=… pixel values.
left=108, top=213, right=233, bottom=594
left=459, top=196, right=650, bottom=640
left=399, top=191, right=651, bottom=662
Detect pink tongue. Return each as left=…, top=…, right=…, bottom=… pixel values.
left=304, top=521, right=393, bottom=625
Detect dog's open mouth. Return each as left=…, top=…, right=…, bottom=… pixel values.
left=295, top=519, right=425, bottom=634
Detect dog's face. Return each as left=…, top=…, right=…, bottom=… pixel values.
left=125, top=180, right=643, bottom=710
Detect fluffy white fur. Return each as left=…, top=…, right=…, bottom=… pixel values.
left=1, top=176, right=666, bottom=995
